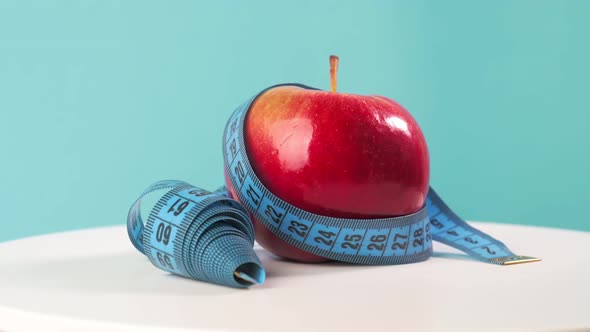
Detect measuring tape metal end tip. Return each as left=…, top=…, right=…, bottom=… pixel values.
left=234, top=270, right=265, bottom=285
left=489, top=255, right=542, bottom=265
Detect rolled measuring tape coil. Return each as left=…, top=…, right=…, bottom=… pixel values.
left=223, top=83, right=540, bottom=266
left=127, top=180, right=265, bottom=288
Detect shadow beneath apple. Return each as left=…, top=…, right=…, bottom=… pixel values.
left=255, top=247, right=406, bottom=284
left=255, top=245, right=483, bottom=287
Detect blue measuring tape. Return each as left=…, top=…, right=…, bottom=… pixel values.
left=223, top=83, right=540, bottom=266
left=128, top=83, right=539, bottom=289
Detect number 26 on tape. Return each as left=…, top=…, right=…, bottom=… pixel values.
left=367, top=235, right=387, bottom=251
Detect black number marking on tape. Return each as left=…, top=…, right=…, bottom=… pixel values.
left=392, top=233, right=409, bottom=250
left=447, top=230, right=458, bottom=236
left=287, top=220, right=309, bottom=237
left=264, top=205, right=283, bottom=224
left=230, top=118, right=238, bottom=135
left=235, top=161, right=246, bottom=185
left=229, top=139, right=237, bottom=159
left=156, top=222, right=172, bottom=245
left=482, top=246, right=496, bottom=255
left=168, top=199, right=189, bottom=216
left=157, top=252, right=174, bottom=269
left=367, top=234, right=387, bottom=251
left=342, top=234, right=362, bottom=249
left=314, top=230, right=336, bottom=246
left=431, top=218, right=443, bottom=229
left=413, top=228, right=424, bottom=247
left=464, top=236, right=478, bottom=244
left=246, top=184, right=261, bottom=206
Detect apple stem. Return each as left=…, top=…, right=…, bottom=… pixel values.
left=330, top=55, right=339, bottom=93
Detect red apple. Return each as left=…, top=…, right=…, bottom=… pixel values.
left=225, top=56, right=430, bottom=262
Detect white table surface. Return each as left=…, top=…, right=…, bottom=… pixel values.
left=0, top=222, right=588, bottom=332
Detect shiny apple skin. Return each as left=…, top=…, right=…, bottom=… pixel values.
left=225, top=85, right=430, bottom=262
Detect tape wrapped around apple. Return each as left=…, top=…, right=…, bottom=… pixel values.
left=224, top=56, right=430, bottom=263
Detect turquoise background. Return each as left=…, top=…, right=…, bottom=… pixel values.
left=1, top=0, right=588, bottom=242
